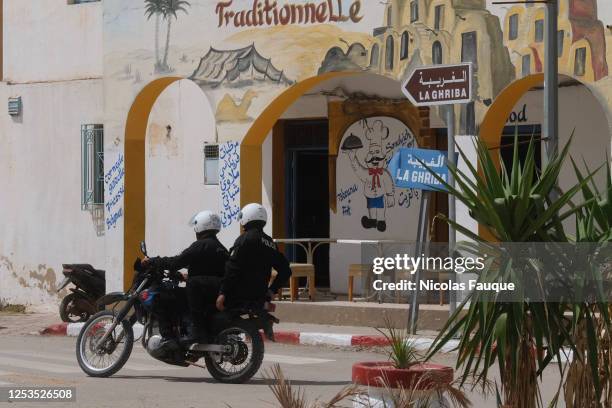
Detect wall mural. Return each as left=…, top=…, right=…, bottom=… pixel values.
left=337, top=116, right=418, bottom=232
left=105, top=0, right=612, bottom=141
left=103, top=0, right=612, bottom=240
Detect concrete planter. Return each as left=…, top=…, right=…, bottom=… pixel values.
left=352, top=362, right=453, bottom=408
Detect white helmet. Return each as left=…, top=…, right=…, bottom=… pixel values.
left=191, top=210, right=222, bottom=233
left=238, top=203, right=267, bottom=226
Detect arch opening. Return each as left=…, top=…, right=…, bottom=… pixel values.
left=479, top=73, right=612, bottom=239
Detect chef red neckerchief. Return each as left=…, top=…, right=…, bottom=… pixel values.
left=368, top=167, right=383, bottom=190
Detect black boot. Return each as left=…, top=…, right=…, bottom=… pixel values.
left=361, top=216, right=377, bottom=229
left=376, top=221, right=387, bottom=232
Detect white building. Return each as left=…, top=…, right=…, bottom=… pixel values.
left=1, top=0, right=610, bottom=308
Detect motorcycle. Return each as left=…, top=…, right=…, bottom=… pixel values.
left=75, top=242, right=278, bottom=384
left=58, top=264, right=106, bottom=322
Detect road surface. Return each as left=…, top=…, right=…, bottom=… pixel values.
left=0, top=336, right=564, bottom=407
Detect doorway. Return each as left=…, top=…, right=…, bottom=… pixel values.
left=284, top=120, right=330, bottom=288
left=500, top=124, right=542, bottom=175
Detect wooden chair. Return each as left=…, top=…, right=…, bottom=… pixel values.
left=269, top=269, right=283, bottom=300
left=289, top=263, right=316, bottom=301
left=348, top=264, right=372, bottom=302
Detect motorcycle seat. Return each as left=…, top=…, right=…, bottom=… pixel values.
left=63, top=264, right=106, bottom=280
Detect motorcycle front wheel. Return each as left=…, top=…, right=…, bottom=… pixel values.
left=204, top=325, right=264, bottom=384
left=76, top=310, right=134, bottom=377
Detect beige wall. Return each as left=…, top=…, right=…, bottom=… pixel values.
left=3, top=0, right=102, bottom=83
left=0, top=79, right=105, bottom=307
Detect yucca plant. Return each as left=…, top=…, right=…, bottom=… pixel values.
left=422, top=134, right=606, bottom=408
left=375, top=317, right=421, bottom=369
left=562, top=158, right=612, bottom=407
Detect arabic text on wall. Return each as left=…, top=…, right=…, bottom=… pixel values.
left=219, top=142, right=241, bottom=228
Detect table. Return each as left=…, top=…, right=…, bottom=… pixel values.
left=274, top=238, right=417, bottom=303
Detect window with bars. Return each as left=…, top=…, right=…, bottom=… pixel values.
left=81, top=124, right=104, bottom=209
left=204, top=144, right=219, bottom=185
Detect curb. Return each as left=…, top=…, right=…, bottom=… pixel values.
left=40, top=323, right=459, bottom=352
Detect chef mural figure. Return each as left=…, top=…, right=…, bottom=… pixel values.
left=342, top=120, right=395, bottom=232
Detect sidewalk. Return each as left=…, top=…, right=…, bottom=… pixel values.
left=0, top=311, right=57, bottom=336
left=37, top=318, right=456, bottom=352
left=0, top=310, right=457, bottom=352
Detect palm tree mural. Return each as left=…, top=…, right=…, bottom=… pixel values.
left=161, top=0, right=191, bottom=72
left=144, top=0, right=164, bottom=72
left=144, top=0, right=190, bottom=73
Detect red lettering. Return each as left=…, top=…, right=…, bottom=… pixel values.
left=349, top=0, right=363, bottom=23
left=234, top=10, right=246, bottom=26
left=215, top=0, right=233, bottom=27
left=279, top=5, right=291, bottom=25
left=316, top=2, right=327, bottom=22
left=214, top=0, right=363, bottom=27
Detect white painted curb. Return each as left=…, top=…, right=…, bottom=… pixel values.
left=63, top=324, right=460, bottom=353
left=300, top=332, right=353, bottom=347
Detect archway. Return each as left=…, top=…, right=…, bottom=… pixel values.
left=239, top=71, right=356, bottom=207
left=123, top=76, right=188, bottom=289
left=478, top=73, right=612, bottom=239
left=122, top=71, right=439, bottom=291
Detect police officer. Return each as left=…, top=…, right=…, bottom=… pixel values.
left=216, top=203, right=292, bottom=311
left=144, top=211, right=229, bottom=344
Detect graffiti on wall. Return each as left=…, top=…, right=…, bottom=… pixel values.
left=105, top=154, right=125, bottom=231
left=338, top=116, right=418, bottom=232
left=219, top=141, right=241, bottom=228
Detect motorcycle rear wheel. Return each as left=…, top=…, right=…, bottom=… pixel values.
left=204, top=325, right=264, bottom=384
left=76, top=310, right=134, bottom=377
left=59, top=293, right=95, bottom=323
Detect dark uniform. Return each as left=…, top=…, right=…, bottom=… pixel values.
left=152, top=231, right=229, bottom=337
left=220, top=226, right=292, bottom=309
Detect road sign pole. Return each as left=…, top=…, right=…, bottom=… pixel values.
left=544, top=0, right=559, bottom=170
left=447, top=107, right=457, bottom=315
left=409, top=190, right=430, bottom=334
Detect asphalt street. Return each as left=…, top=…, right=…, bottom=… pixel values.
left=0, top=336, right=564, bottom=408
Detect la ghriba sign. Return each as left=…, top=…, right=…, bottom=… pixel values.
left=402, top=63, right=473, bottom=107
left=215, top=0, right=363, bottom=28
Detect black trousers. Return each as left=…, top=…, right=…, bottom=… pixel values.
left=186, top=276, right=221, bottom=329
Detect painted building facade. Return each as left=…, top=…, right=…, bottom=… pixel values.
left=1, top=0, right=611, bottom=306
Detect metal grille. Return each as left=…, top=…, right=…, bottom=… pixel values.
left=81, top=124, right=104, bottom=209
left=204, top=144, right=219, bottom=185
left=204, top=144, right=219, bottom=159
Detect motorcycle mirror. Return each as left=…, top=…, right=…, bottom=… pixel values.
left=140, top=241, right=148, bottom=256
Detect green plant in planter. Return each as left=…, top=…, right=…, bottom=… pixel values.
left=375, top=318, right=421, bottom=369
left=422, top=134, right=606, bottom=407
